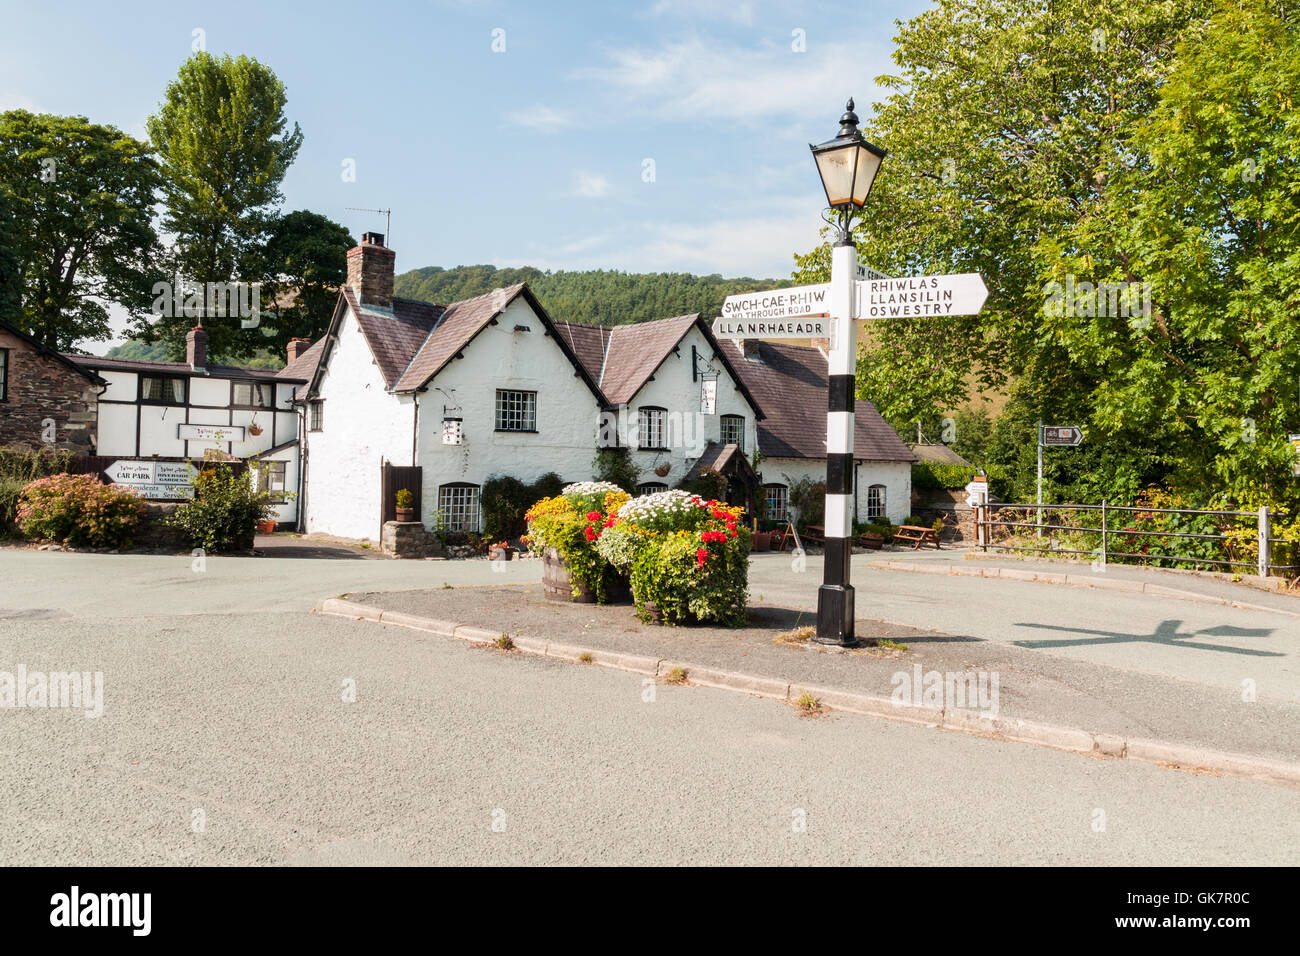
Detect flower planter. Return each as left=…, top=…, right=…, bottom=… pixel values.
left=750, top=531, right=771, bottom=551
left=489, top=546, right=514, bottom=561
left=395, top=507, right=415, bottom=522
left=858, top=532, right=884, bottom=550
left=541, top=547, right=630, bottom=604
left=256, top=519, right=276, bottom=535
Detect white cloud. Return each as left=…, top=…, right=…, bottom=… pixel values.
left=573, top=170, right=611, bottom=198
left=573, top=36, right=884, bottom=125
left=506, top=105, right=580, bottom=134
left=647, top=0, right=756, bottom=26
left=497, top=195, right=827, bottom=279
left=0, top=92, right=43, bottom=113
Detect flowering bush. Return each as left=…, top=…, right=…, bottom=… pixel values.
left=525, top=485, right=630, bottom=603
left=17, top=473, right=146, bottom=549
left=597, top=493, right=749, bottom=625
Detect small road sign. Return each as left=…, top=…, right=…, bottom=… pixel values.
left=1041, top=425, right=1084, bottom=447
left=713, top=283, right=832, bottom=339
left=856, top=272, right=988, bottom=318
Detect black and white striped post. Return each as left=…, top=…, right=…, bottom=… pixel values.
left=809, top=99, right=887, bottom=646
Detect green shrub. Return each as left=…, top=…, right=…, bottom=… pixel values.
left=17, top=473, right=146, bottom=548
left=482, top=472, right=568, bottom=541
left=593, top=447, right=639, bottom=493
left=787, top=476, right=825, bottom=532
left=164, top=463, right=276, bottom=552
left=394, top=488, right=413, bottom=509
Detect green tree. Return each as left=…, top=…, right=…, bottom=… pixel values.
left=145, top=53, right=303, bottom=361
left=0, top=110, right=162, bottom=349
left=259, top=210, right=353, bottom=353
left=791, top=0, right=1266, bottom=504
left=0, top=190, right=19, bottom=325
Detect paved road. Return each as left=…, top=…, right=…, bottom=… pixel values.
left=1, top=551, right=1297, bottom=865
left=748, top=552, right=1300, bottom=703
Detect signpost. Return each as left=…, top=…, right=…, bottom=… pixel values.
left=715, top=265, right=990, bottom=643
left=105, top=459, right=196, bottom=500
left=1037, top=422, right=1084, bottom=536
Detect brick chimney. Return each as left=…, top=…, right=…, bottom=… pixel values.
left=286, top=337, right=312, bottom=363
left=186, top=325, right=208, bottom=370
left=346, top=232, right=395, bottom=309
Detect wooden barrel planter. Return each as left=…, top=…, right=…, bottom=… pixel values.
left=542, top=548, right=631, bottom=604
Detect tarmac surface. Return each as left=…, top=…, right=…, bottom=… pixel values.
left=1, top=547, right=1298, bottom=865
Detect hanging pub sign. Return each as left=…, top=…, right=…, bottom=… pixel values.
left=442, top=417, right=463, bottom=446
left=701, top=377, right=717, bottom=415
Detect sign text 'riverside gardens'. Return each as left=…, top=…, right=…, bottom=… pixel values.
left=712, top=272, right=989, bottom=341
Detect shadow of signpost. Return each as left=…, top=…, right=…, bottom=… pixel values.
left=1010, top=619, right=1282, bottom=657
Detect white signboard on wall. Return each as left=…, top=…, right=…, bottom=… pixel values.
left=178, top=423, right=245, bottom=443
left=104, top=459, right=197, bottom=500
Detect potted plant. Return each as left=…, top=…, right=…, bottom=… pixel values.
left=488, top=540, right=514, bottom=561
left=750, top=530, right=772, bottom=551
left=394, top=488, right=415, bottom=522
left=257, top=518, right=277, bottom=535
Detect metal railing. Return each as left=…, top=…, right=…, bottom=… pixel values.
left=974, top=500, right=1296, bottom=578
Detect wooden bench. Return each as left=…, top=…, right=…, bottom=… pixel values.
left=893, top=525, right=941, bottom=550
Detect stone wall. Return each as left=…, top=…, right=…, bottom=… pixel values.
left=381, top=520, right=444, bottom=558
left=0, top=329, right=98, bottom=452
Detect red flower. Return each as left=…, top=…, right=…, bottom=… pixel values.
left=586, top=511, right=602, bottom=522
left=604, top=516, right=616, bottom=527
left=584, top=527, right=597, bottom=542
left=696, top=547, right=708, bottom=567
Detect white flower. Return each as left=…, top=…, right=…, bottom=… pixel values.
left=561, top=481, right=624, bottom=497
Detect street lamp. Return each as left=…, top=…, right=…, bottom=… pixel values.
left=809, top=98, right=886, bottom=647
left=809, top=98, right=887, bottom=242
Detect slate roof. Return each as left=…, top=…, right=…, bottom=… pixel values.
left=392, top=285, right=520, bottom=393
left=909, top=442, right=973, bottom=467
left=277, top=337, right=328, bottom=400
left=65, top=353, right=297, bottom=382
left=722, top=340, right=915, bottom=463
left=0, top=317, right=105, bottom=384
left=345, top=289, right=446, bottom=389
left=553, top=314, right=764, bottom=418
left=598, top=313, right=699, bottom=406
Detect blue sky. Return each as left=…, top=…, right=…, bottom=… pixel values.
left=2, top=0, right=929, bottom=344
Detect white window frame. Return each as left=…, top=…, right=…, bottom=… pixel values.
left=764, top=483, right=788, bottom=522
left=233, top=379, right=274, bottom=408
left=636, top=482, right=668, bottom=496
left=720, top=414, right=744, bottom=451
left=495, top=389, right=537, bottom=432
left=867, top=484, right=886, bottom=520
left=254, top=460, right=288, bottom=503
left=638, top=407, right=667, bottom=450
left=438, top=483, right=481, bottom=533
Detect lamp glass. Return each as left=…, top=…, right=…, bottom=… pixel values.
left=813, top=142, right=860, bottom=207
